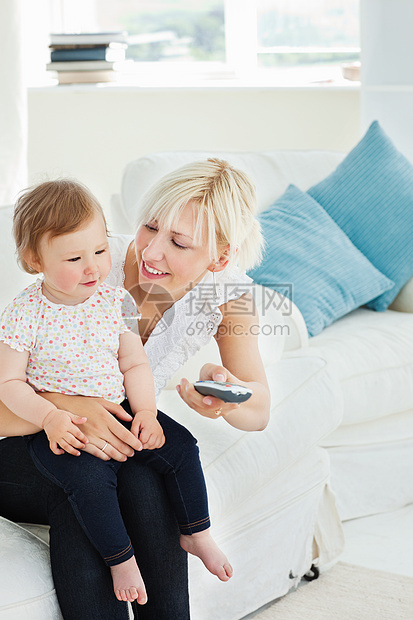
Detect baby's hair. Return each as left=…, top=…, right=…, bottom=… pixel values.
left=136, top=158, right=264, bottom=271
left=13, top=179, right=107, bottom=274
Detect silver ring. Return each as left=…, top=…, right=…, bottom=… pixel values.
left=101, top=441, right=108, bottom=452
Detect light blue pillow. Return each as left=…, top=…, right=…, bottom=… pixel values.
left=247, top=185, right=394, bottom=337
left=308, top=121, right=413, bottom=311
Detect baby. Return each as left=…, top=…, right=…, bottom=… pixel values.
left=0, top=179, right=232, bottom=604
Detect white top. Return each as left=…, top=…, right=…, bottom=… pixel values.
left=106, top=235, right=253, bottom=397
left=0, top=281, right=138, bottom=404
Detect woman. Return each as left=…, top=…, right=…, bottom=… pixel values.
left=0, top=159, right=271, bottom=619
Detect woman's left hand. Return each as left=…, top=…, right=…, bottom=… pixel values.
left=176, top=364, right=240, bottom=419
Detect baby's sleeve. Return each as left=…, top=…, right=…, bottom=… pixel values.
left=116, top=288, right=141, bottom=336
left=0, top=298, right=36, bottom=352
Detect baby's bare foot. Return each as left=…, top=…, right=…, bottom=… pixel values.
left=180, top=530, right=233, bottom=581
left=110, top=556, right=147, bottom=604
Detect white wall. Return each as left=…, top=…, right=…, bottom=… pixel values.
left=28, top=86, right=360, bottom=218
left=361, top=0, right=413, bottom=164
left=0, top=1, right=27, bottom=204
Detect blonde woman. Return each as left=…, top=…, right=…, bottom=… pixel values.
left=0, top=159, right=270, bottom=620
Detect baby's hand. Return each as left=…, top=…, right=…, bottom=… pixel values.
left=132, top=411, right=165, bottom=450
left=42, top=409, right=88, bottom=456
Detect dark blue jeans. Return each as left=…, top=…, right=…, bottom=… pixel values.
left=0, top=435, right=190, bottom=619
left=25, top=403, right=210, bottom=568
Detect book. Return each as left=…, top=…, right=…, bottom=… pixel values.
left=50, top=46, right=126, bottom=63
left=50, top=31, right=128, bottom=46
left=46, top=60, right=127, bottom=72
left=55, top=70, right=121, bottom=84
left=49, top=42, right=127, bottom=50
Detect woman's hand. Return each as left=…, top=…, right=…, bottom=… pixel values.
left=176, top=361, right=270, bottom=432
left=176, top=364, right=240, bottom=420
left=39, top=393, right=143, bottom=462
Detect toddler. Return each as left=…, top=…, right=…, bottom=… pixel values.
left=0, top=179, right=232, bottom=604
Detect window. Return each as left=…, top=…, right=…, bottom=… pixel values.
left=256, top=0, right=360, bottom=84
left=96, top=0, right=226, bottom=64
left=32, top=0, right=360, bottom=86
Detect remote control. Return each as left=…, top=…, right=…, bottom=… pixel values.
left=193, top=380, right=252, bottom=404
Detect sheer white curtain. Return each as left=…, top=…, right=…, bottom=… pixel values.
left=361, top=0, right=413, bottom=163
left=0, top=0, right=27, bottom=204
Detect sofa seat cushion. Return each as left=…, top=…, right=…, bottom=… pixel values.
left=0, top=517, right=61, bottom=619
left=289, top=308, right=413, bottom=425
left=322, top=408, right=413, bottom=448
left=320, top=410, right=413, bottom=520
left=158, top=354, right=342, bottom=522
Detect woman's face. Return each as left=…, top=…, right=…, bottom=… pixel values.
left=134, top=201, right=215, bottom=300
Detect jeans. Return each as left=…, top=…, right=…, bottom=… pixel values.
left=0, top=436, right=190, bottom=620
left=26, top=404, right=210, bottom=568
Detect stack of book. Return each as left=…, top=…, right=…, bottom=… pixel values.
left=47, top=31, right=129, bottom=84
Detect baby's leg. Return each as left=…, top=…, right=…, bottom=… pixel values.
left=180, top=530, right=233, bottom=581
left=134, top=409, right=233, bottom=581
left=111, top=557, right=147, bottom=603
left=26, top=431, right=147, bottom=603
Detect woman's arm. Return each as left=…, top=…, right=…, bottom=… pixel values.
left=177, top=294, right=271, bottom=432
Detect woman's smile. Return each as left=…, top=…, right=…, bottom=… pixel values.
left=141, top=260, right=169, bottom=278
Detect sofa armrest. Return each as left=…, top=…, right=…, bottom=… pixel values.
left=389, top=276, right=413, bottom=312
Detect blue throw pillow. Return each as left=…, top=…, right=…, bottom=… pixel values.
left=247, top=185, right=394, bottom=337
left=308, top=121, right=413, bottom=311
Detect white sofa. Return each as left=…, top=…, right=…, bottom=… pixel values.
left=1, top=146, right=412, bottom=619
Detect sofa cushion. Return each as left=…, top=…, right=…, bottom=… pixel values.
left=308, top=121, right=413, bottom=311
left=110, top=149, right=344, bottom=234
left=247, top=185, right=393, bottom=337
left=323, top=411, right=413, bottom=520
left=322, top=409, right=413, bottom=448
left=289, top=308, right=413, bottom=425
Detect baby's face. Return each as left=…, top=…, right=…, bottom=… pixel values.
left=36, top=214, right=111, bottom=305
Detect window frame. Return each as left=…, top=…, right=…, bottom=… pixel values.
left=45, top=0, right=360, bottom=87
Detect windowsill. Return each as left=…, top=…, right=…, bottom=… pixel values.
left=28, top=78, right=360, bottom=92
left=28, top=64, right=361, bottom=92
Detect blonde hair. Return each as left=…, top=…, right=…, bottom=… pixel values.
left=136, top=158, right=264, bottom=271
left=13, top=179, right=107, bottom=274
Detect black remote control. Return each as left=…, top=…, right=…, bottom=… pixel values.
left=193, top=380, right=252, bottom=403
